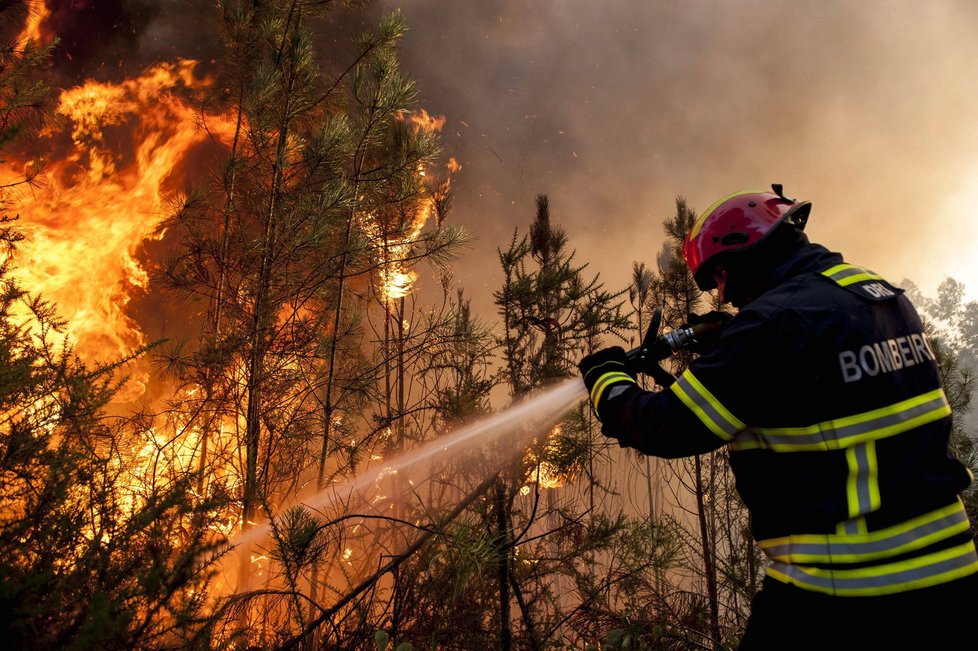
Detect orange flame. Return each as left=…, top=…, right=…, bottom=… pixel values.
left=523, top=425, right=565, bottom=490
left=5, top=61, right=228, bottom=394
left=17, top=0, right=50, bottom=45
left=398, top=108, right=446, bottom=133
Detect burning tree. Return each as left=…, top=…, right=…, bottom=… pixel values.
left=1, top=0, right=469, bottom=646
left=153, top=1, right=467, bottom=645
left=0, top=7, right=224, bottom=647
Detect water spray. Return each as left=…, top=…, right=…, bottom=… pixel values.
left=230, top=377, right=585, bottom=551
left=228, top=306, right=723, bottom=551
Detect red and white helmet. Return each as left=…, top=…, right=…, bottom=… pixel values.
left=683, top=184, right=811, bottom=291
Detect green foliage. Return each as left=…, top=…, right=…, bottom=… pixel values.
left=495, top=194, right=631, bottom=395
left=904, top=277, right=978, bottom=363
left=420, top=290, right=497, bottom=428
left=903, top=278, right=978, bottom=531
left=0, top=223, right=224, bottom=649
left=270, top=505, right=326, bottom=573
left=0, top=29, right=55, bottom=149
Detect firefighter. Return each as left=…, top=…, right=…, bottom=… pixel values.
left=579, top=185, right=977, bottom=649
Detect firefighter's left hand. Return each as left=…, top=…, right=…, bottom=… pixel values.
left=579, top=347, right=636, bottom=421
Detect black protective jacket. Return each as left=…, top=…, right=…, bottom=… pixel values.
left=603, top=242, right=977, bottom=596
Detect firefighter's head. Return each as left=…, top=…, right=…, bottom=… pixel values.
left=683, top=184, right=812, bottom=307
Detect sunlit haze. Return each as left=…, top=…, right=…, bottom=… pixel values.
left=9, top=0, right=978, bottom=359
left=379, top=1, right=978, bottom=308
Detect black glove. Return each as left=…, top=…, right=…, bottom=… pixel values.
left=578, top=346, right=636, bottom=422
left=682, top=310, right=733, bottom=354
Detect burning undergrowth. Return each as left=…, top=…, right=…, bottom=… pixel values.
left=0, top=2, right=593, bottom=648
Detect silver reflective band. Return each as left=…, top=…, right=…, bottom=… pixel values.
left=760, top=502, right=971, bottom=564
left=768, top=540, right=978, bottom=596
left=731, top=389, right=950, bottom=452
left=670, top=370, right=745, bottom=441
left=840, top=519, right=863, bottom=535
left=589, top=372, right=634, bottom=414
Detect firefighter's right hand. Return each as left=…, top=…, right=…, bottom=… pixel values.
left=579, top=347, right=637, bottom=422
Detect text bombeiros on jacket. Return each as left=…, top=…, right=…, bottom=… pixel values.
left=838, top=332, right=936, bottom=383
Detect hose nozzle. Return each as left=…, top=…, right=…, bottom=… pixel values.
left=624, top=308, right=728, bottom=385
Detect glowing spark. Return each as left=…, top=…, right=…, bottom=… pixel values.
left=375, top=466, right=399, bottom=483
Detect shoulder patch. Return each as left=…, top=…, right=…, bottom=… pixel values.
left=820, top=263, right=904, bottom=302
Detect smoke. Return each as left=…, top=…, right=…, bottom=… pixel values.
left=378, top=0, right=978, bottom=312
left=33, top=0, right=217, bottom=78
left=19, top=0, right=978, bottom=365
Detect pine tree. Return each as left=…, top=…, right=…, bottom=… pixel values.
left=0, top=16, right=222, bottom=643
left=902, top=278, right=978, bottom=536
left=492, top=194, right=633, bottom=647
left=158, top=4, right=471, bottom=643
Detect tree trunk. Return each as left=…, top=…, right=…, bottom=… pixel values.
left=197, top=90, right=245, bottom=497
left=495, top=479, right=513, bottom=651
left=694, top=454, right=721, bottom=648
left=243, top=3, right=300, bottom=574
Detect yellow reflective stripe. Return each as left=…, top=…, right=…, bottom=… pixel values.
left=845, top=441, right=880, bottom=519
left=821, top=263, right=884, bottom=287
left=730, top=389, right=950, bottom=452
left=838, top=272, right=884, bottom=287
left=582, top=358, right=627, bottom=384
left=760, top=501, right=970, bottom=564
left=670, top=369, right=745, bottom=441
left=867, top=441, right=881, bottom=510
left=688, top=189, right=764, bottom=240
left=821, top=263, right=851, bottom=278
left=589, top=372, right=635, bottom=410
left=767, top=540, right=978, bottom=596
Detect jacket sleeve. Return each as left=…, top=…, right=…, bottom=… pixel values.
left=600, top=384, right=729, bottom=458
left=600, top=307, right=786, bottom=458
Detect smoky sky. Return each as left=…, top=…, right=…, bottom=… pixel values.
left=372, top=0, right=978, bottom=321
left=31, top=0, right=978, bottom=334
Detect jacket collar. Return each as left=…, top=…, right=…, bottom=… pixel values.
left=757, top=242, right=842, bottom=297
